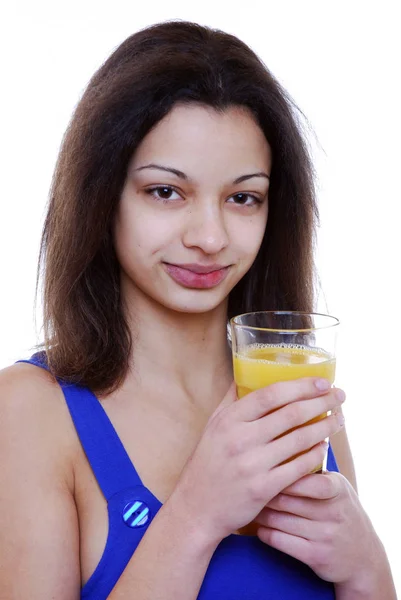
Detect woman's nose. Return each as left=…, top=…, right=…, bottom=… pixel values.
left=182, top=204, right=229, bottom=255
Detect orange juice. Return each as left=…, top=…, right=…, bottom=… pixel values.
left=233, top=344, right=335, bottom=536
left=234, top=343, right=335, bottom=398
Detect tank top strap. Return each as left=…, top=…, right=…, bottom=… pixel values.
left=327, top=441, right=339, bottom=472
left=17, top=352, right=143, bottom=501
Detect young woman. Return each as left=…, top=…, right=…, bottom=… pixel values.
left=0, top=20, right=396, bottom=600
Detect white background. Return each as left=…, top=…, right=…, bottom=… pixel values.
left=1, top=0, right=400, bottom=592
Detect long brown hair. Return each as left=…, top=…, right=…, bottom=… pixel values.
left=37, top=20, right=318, bottom=394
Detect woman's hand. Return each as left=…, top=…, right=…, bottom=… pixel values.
left=254, top=472, right=396, bottom=594
left=169, top=377, right=345, bottom=545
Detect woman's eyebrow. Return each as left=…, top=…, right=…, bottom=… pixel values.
left=134, top=163, right=270, bottom=183
left=135, top=164, right=189, bottom=180
left=233, top=172, right=270, bottom=184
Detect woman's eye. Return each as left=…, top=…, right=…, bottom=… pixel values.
left=144, top=186, right=182, bottom=202
left=227, top=193, right=261, bottom=207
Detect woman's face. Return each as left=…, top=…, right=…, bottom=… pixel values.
left=114, top=103, right=272, bottom=314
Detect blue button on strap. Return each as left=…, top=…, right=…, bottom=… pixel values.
left=122, top=500, right=151, bottom=528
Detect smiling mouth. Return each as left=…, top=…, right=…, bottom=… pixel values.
left=163, top=263, right=230, bottom=289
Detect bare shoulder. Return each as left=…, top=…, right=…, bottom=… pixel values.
left=0, top=362, right=81, bottom=598
left=0, top=359, right=65, bottom=405
left=0, top=362, right=78, bottom=481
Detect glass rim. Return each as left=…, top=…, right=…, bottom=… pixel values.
left=230, top=311, right=340, bottom=333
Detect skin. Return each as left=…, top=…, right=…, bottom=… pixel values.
left=0, top=103, right=395, bottom=599
left=114, top=103, right=270, bottom=315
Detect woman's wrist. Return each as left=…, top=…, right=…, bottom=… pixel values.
left=161, top=488, right=223, bottom=556
left=334, top=538, right=397, bottom=600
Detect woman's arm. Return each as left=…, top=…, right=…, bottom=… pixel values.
left=0, top=365, right=81, bottom=599
left=0, top=365, right=220, bottom=600
left=331, top=421, right=397, bottom=598
left=334, top=539, right=397, bottom=599
left=109, top=491, right=220, bottom=600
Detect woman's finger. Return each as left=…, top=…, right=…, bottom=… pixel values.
left=255, top=508, right=316, bottom=540
left=257, top=526, right=313, bottom=565
left=234, top=377, right=334, bottom=422
left=268, top=411, right=344, bottom=466
left=266, top=494, right=322, bottom=520
left=281, top=472, right=344, bottom=500
left=260, top=441, right=329, bottom=497
left=253, top=388, right=344, bottom=443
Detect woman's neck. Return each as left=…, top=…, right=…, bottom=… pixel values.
left=122, top=288, right=233, bottom=413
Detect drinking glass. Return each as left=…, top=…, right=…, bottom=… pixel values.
left=230, top=311, right=339, bottom=535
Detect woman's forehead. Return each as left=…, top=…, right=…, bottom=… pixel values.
left=129, top=103, right=272, bottom=181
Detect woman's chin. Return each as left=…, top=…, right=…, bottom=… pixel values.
left=165, top=298, right=228, bottom=315
left=155, top=288, right=229, bottom=315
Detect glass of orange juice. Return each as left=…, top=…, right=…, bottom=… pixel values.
left=231, top=311, right=339, bottom=463
left=231, top=311, right=339, bottom=535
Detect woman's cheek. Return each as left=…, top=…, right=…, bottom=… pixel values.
left=234, top=217, right=266, bottom=263
left=116, top=201, right=176, bottom=254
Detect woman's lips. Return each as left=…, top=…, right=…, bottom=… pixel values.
left=163, top=263, right=230, bottom=289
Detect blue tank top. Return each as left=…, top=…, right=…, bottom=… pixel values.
left=18, top=352, right=337, bottom=599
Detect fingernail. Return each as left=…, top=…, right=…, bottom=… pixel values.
left=315, top=378, right=330, bottom=391
left=337, top=413, right=345, bottom=427
left=335, top=389, right=346, bottom=403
